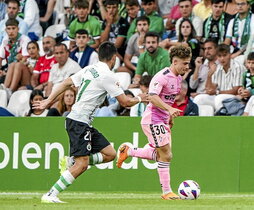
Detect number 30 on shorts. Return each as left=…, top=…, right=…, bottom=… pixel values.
left=152, top=125, right=166, bottom=135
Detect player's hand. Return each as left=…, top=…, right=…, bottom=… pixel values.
left=138, top=93, right=149, bottom=103
left=168, top=107, right=182, bottom=118
left=32, top=99, right=51, bottom=110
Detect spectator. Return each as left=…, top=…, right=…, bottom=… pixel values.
left=243, top=95, right=254, bottom=115
left=224, top=0, right=238, bottom=15
left=203, top=0, right=233, bottom=44
left=126, top=0, right=142, bottom=40
left=30, top=36, right=56, bottom=91
left=189, top=39, right=218, bottom=97
left=26, top=89, right=48, bottom=116
left=193, top=44, right=246, bottom=113
left=238, top=52, right=254, bottom=101
left=172, top=80, right=199, bottom=116
left=0, top=18, right=30, bottom=97
left=224, top=0, right=254, bottom=59
left=157, top=0, right=178, bottom=19
left=68, top=0, right=102, bottom=50
left=117, top=16, right=150, bottom=76
left=47, top=86, right=76, bottom=116
left=18, top=0, right=42, bottom=40
left=69, top=29, right=99, bottom=68
left=100, top=0, right=129, bottom=59
left=130, top=75, right=152, bottom=116
left=129, top=31, right=170, bottom=88
left=45, top=43, right=81, bottom=97
left=175, top=0, right=203, bottom=40
left=140, top=0, right=164, bottom=37
left=3, top=41, right=40, bottom=93
left=193, top=0, right=212, bottom=20
left=0, top=0, right=7, bottom=21
left=0, top=0, right=28, bottom=44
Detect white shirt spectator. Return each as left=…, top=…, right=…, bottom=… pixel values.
left=244, top=95, right=254, bottom=115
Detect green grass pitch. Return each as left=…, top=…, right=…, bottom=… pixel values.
left=1, top=192, right=254, bottom=210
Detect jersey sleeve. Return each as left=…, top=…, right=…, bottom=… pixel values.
left=149, top=73, right=166, bottom=95
left=102, top=74, right=124, bottom=98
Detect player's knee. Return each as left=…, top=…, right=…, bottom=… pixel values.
left=164, top=152, right=173, bottom=162
left=108, top=150, right=117, bottom=161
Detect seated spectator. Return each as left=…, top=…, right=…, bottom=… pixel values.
left=129, top=31, right=170, bottom=88
left=0, top=18, right=30, bottom=97
left=69, top=29, right=99, bottom=68
left=47, top=87, right=76, bottom=116
left=0, top=0, right=7, bottom=22
left=175, top=0, right=203, bottom=40
left=224, top=0, right=254, bottom=59
left=238, top=52, right=254, bottom=101
left=18, top=0, right=42, bottom=40
left=224, top=0, right=238, bottom=15
left=203, top=0, right=233, bottom=44
left=140, top=0, right=164, bottom=37
left=68, top=0, right=102, bottom=50
left=189, top=39, right=218, bottom=98
left=172, top=80, right=199, bottom=116
left=100, top=0, right=129, bottom=60
left=0, top=0, right=28, bottom=45
left=3, top=41, right=40, bottom=93
left=96, top=89, right=135, bottom=116
left=193, top=44, right=246, bottom=113
left=45, top=43, right=81, bottom=97
left=193, top=0, right=212, bottom=20
left=26, top=89, right=48, bottom=116
left=30, top=36, right=56, bottom=91
left=117, top=16, right=150, bottom=76
left=243, top=95, right=254, bottom=115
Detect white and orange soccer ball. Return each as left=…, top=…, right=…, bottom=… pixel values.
left=178, top=180, right=201, bottom=200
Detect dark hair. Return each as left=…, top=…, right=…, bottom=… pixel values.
left=5, top=18, right=19, bottom=27
left=126, top=0, right=140, bottom=6
left=178, top=18, right=196, bottom=42
left=139, top=75, right=152, bottom=87
left=141, top=0, right=155, bottom=4
left=217, top=44, right=230, bottom=54
left=7, top=0, right=20, bottom=7
left=124, top=89, right=135, bottom=97
left=247, top=52, right=254, bottom=60
left=144, top=31, right=160, bottom=43
left=75, top=29, right=89, bottom=36
left=54, top=43, right=69, bottom=52
left=203, top=38, right=218, bottom=48
left=211, top=0, right=225, bottom=4
left=105, top=0, right=119, bottom=6
left=98, top=41, right=117, bottom=61
left=74, top=0, right=89, bottom=9
left=27, top=41, right=39, bottom=50
left=27, top=90, right=44, bottom=116
left=169, top=45, right=192, bottom=62
left=136, top=16, right=150, bottom=26
left=178, top=0, right=192, bottom=4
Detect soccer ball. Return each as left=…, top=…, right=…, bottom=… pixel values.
left=178, top=180, right=201, bottom=200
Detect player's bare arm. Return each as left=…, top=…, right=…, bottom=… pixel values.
left=33, top=77, right=74, bottom=110
left=148, top=93, right=182, bottom=118
left=116, top=93, right=149, bottom=107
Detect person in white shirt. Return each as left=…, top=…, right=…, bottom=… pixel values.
left=45, top=43, right=81, bottom=96
left=34, top=41, right=148, bottom=203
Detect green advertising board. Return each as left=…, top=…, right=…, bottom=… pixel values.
left=0, top=117, right=254, bottom=193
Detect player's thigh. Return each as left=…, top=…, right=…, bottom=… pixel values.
left=142, top=124, right=171, bottom=148
left=65, top=118, right=93, bottom=156
left=90, top=127, right=111, bottom=154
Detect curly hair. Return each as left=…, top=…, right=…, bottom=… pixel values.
left=169, top=45, right=192, bottom=63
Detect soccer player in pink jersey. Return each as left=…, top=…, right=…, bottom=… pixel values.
left=116, top=45, right=192, bottom=200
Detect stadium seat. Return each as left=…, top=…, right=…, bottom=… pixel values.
left=0, top=90, right=8, bottom=107
left=44, top=24, right=66, bottom=38
left=115, top=72, right=131, bottom=90
left=7, top=90, right=32, bottom=116
left=37, top=40, right=45, bottom=56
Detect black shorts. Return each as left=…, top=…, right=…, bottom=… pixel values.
left=65, top=118, right=110, bottom=157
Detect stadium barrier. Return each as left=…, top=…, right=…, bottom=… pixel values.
left=0, top=117, right=253, bottom=192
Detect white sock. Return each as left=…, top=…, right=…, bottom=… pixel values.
left=89, top=153, right=103, bottom=165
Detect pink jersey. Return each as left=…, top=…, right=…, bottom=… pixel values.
left=141, top=67, right=182, bottom=125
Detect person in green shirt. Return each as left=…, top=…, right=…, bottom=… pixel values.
left=129, top=31, right=170, bottom=88
left=68, top=0, right=101, bottom=50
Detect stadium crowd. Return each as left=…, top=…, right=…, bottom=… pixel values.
left=1, top=0, right=254, bottom=117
